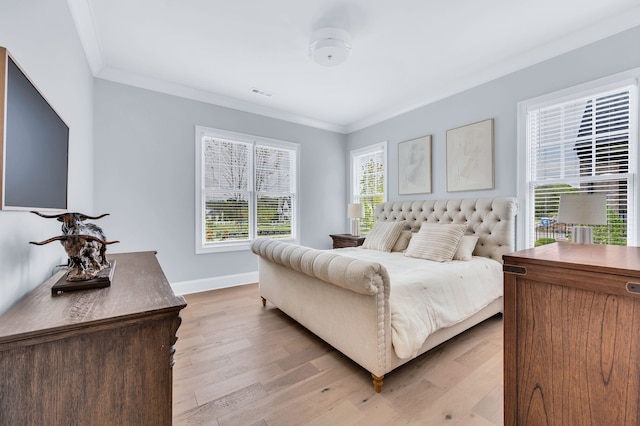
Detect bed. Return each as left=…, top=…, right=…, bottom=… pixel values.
left=250, top=197, right=517, bottom=392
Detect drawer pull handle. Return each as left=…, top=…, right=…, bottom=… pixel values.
left=626, top=282, right=640, bottom=294
left=503, top=264, right=527, bottom=275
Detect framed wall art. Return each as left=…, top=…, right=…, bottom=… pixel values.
left=398, top=135, right=431, bottom=195
left=446, top=118, right=494, bottom=192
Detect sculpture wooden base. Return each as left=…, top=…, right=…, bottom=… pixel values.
left=51, top=260, right=116, bottom=295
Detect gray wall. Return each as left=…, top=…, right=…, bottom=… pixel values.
left=93, top=80, right=345, bottom=285
left=347, top=26, right=640, bottom=231
left=0, top=0, right=94, bottom=314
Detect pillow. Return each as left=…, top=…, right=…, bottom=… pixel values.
left=391, top=230, right=412, bottom=252
left=362, top=221, right=405, bottom=252
left=404, top=223, right=467, bottom=262
left=453, top=235, right=479, bottom=261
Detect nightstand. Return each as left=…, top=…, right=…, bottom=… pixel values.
left=329, top=234, right=365, bottom=249
left=503, top=242, right=640, bottom=425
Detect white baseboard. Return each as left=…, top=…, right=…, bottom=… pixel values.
left=171, top=271, right=258, bottom=295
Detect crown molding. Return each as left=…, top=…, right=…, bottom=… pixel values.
left=67, top=0, right=104, bottom=74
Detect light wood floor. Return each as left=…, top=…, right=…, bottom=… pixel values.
left=172, top=284, right=504, bottom=426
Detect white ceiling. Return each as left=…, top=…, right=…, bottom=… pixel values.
left=68, top=0, right=640, bottom=134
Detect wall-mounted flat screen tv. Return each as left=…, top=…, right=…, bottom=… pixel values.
left=0, top=46, right=69, bottom=211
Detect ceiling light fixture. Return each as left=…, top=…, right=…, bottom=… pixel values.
left=308, top=27, right=352, bottom=67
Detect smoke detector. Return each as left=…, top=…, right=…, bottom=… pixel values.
left=309, top=27, right=352, bottom=67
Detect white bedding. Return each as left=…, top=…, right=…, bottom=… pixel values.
left=336, top=247, right=503, bottom=359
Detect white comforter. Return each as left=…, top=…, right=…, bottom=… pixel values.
left=337, top=248, right=503, bottom=359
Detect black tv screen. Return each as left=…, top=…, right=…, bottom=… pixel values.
left=1, top=47, right=69, bottom=211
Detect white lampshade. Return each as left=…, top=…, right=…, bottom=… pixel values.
left=557, top=193, right=607, bottom=225
left=347, top=203, right=364, bottom=219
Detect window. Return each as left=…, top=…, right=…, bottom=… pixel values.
left=519, top=75, right=637, bottom=248
left=350, top=142, right=387, bottom=234
left=195, top=127, right=298, bottom=253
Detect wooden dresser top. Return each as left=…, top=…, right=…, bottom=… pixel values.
left=0, top=251, right=186, bottom=344
left=503, top=242, right=640, bottom=278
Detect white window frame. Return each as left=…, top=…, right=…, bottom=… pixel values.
left=517, top=69, right=639, bottom=249
left=350, top=141, right=388, bottom=233
left=195, top=126, right=300, bottom=253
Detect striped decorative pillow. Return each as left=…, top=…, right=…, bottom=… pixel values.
left=404, top=223, right=467, bottom=262
left=362, top=221, right=405, bottom=252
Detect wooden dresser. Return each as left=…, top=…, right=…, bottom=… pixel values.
left=0, top=251, right=186, bottom=425
left=503, top=242, right=640, bottom=425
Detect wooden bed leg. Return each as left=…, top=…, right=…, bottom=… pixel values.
left=372, top=374, right=384, bottom=393
left=260, top=297, right=266, bottom=307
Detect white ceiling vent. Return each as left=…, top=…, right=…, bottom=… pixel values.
left=250, top=87, right=272, bottom=97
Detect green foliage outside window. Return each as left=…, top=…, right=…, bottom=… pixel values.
left=256, top=196, right=292, bottom=237
left=358, top=158, right=384, bottom=234
left=205, top=196, right=292, bottom=242
left=592, top=206, right=626, bottom=245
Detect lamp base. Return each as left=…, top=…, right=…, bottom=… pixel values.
left=351, top=219, right=361, bottom=237
left=572, top=226, right=593, bottom=244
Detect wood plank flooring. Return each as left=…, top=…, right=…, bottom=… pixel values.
left=173, top=284, right=504, bottom=426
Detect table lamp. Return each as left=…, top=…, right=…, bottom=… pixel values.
left=347, top=203, right=364, bottom=237
left=557, top=193, right=607, bottom=244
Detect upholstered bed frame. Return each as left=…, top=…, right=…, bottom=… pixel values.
left=251, top=197, right=517, bottom=392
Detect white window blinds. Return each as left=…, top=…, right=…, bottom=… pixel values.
left=203, top=137, right=252, bottom=243
left=197, top=127, right=299, bottom=252
left=352, top=143, right=386, bottom=233
left=255, top=145, right=296, bottom=239
left=526, top=84, right=635, bottom=246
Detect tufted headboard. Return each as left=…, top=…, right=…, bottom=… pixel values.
left=374, top=197, right=518, bottom=262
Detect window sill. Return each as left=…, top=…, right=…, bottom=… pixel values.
left=196, top=237, right=299, bottom=254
